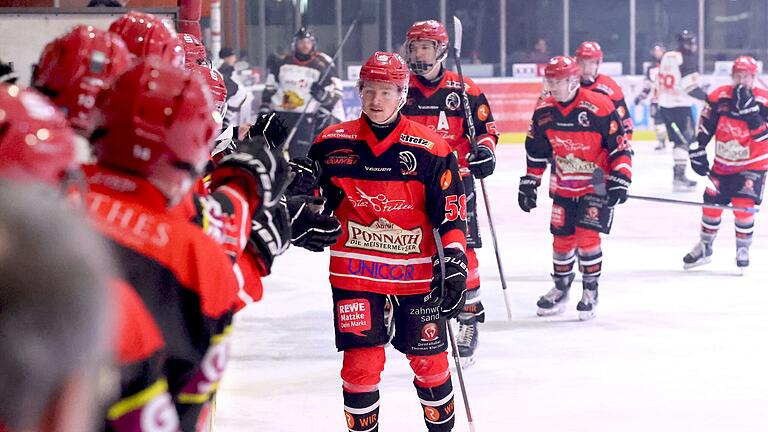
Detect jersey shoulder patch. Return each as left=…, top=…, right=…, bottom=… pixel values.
left=579, top=89, right=615, bottom=115
left=316, top=120, right=361, bottom=142
left=752, top=87, right=768, bottom=107
left=401, top=118, right=452, bottom=156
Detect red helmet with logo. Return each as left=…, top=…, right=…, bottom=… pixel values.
left=109, top=11, right=183, bottom=68
left=188, top=64, right=227, bottom=117
left=179, top=32, right=209, bottom=68
left=0, top=84, right=77, bottom=184
left=544, top=56, right=580, bottom=79
left=359, top=51, right=409, bottom=91
left=575, top=41, right=604, bottom=62
left=405, top=20, right=449, bottom=73
left=732, top=55, right=758, bottom=75
left=91, top=57, right=217, bottom=182
left=32, top=25, right=132, bottom=133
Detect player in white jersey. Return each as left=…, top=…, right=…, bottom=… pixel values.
left=634, top=43, right=668, bottom=150
left=657, top=31, right=709, bottom=190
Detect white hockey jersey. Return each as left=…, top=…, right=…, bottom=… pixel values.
left=657, top=50, right=700, bottom=108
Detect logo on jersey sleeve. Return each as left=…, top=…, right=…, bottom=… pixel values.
left=440, top=169, right=453, bottom=190
left=616, top=106, right=626, bottom=118
left=345, top=218, right=423, bottom=254
left=609, top=120, right=619, bottom=135
left=477, top=104, right=489, bottom=121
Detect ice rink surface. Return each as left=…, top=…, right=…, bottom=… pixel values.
left=215, top=141, right=768, bottom=432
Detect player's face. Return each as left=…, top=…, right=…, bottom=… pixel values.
left=578, top=59, right=599, bottom=81
left=408, top=40, right=438, bottom=64
left=295, top=38, right=313, bottom=55
left=545, top=76, right=578, bottom=102
left=652, top=46, right=664, bottom=60
left=360, top=81, right=402, bottom=124
left=732, top=71, right=755, bottom=88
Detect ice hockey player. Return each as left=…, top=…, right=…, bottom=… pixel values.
left=308, top=51, right=467, bottom=432
left=575, top=41, right=634, bottom=140
left=658, top=30, right=709, bottom=190
left=108, top=10, right=184, bottom=67
left=683, top=55, right=768, bottom=272
left=634, top=43, right=668, bottom=150
left=260, top=27, right=344, bottom=158
left=399, top=19, right=497, bottom=366
left=520, top=56, right=632, bottom=321
left=83, top=57, right=240, bottom=430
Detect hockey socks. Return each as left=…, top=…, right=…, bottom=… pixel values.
left=415, top=379, right=455, bottom=432
left=343, top=389, right=380, bottom=432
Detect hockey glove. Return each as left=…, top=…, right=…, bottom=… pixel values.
left=247, top=199, right=291, bottom=275
left=287, top=157, right=321, bottom=197
left=688, top=146, right=710, bottom=176
left=209, top=138, right=292, bottom=213
left=310, top=82, right=330, bottom=104
left=288, top=195, right=342, bottom=252
left=606, top=172, right=631, bottom=207
left=518, top=175, right=540, bottom=212
left=246, top=111, right=288, bottom=149
left=467, top=145, right=496, bottom=179
left=426, top=248, right=468, bottom=319
left=734, top=84, right=764, bottom=130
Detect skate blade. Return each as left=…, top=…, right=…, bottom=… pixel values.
left=537, top=304, right=566, bottom=317
left=459, top=355, right=476, bottom=369
left=683, top=256, right=712, bottom=270
left=578, top=310, right=596, bottom=321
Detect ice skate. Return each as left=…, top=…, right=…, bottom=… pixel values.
left=683, top=241, right=713, bottom=269
left=736, top=246, right=750, bottom=274
left=537, top=273, right=574, bottom=316
left=654, top=141, right=666, bottom=150
left=576, top=280, right=599, bottom=321
left=673, top=166, right=697, bottom=191
left=456, top=321, right=478, bottom=368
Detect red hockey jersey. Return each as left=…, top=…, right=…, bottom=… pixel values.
left=310, top=115, right=467, bottom=296
left=402, top=70, right=499, bottom=175
left=525, top=89, right=633, bottom=198
left=581, top=73, right=634, bottom=137
left=697, top=85, right=768, bottom=174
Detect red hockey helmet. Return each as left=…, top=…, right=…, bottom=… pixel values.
left=109, top=11, right=183, bottom=68
left=405, top=20, right=449, bottom=74
left=0, top=84, right=77, bottom=184
left=575, top=41, right=604, bottom=62
left=188, top=63, right=227, bottom=117
left=358, top=51, right=409, bottom=92
left=544, top=56, right=580, bottom=79
left=91, top=58, right=217, bottom=185
left=179, top=32, right=209, bottom=68
left=732, top=55, right=758, bottom=75
left=32, top=25, right=133, bottom=133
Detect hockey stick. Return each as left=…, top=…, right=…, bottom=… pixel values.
left=283, top=12, right=361, bottom=152
left=452, top=16, right=512, bottom=321
left=433, top=228, right=476, bottom=432
left=591, top=168, right=759, bottom=213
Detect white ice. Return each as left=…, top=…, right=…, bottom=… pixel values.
left=214, top=141, right=768, bottom=432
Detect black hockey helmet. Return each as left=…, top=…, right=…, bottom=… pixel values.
left=677, top=30, right=697, bottom=52
left=293, top=26, right=316, bottom=54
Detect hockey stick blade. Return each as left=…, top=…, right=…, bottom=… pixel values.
left=452, top=16, right=463, bottom=58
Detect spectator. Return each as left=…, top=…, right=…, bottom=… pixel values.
left=526, top=38, right=551, bottom=63
left=0, top=183, right=114, bottom=432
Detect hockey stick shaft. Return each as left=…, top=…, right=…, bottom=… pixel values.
left=433, top=229, right=476, bottom=431
left=283, top=12, right=361, bottom=150
left=452, top=16, right=512, bottom=320
left=591, top=169, right=758, bottom=213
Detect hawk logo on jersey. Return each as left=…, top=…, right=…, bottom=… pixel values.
left=400, top=133, right=435, bottom=150
left=578, top=111, right=590, bottom=127
left=325, top=148, right=359, bottom=165
left=399, top=151, right=417, bottom=175
left=445, top=92, right=461, bottom=111
left=345, top=218, right=423, bottom=255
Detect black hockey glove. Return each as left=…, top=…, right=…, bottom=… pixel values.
left=425, top=248, right=468, bottom=319
left=310, top=82, right=330, bottom=104
left=734, top=84, right=764, bottom=130
left=210, top=138, right=292, bottom=212
left=518, top=175, right=540, bottom=212
left=246, top=111, right=288, bottom=149
left=247, top=199, right=291, bottom=275
left=467, top=145, right=496, bottom=179
left=287, top=195, right=342, bottom=252
left=286, top=157, right=320, bottom=197
left=605, top=172, right=631, bottom=207
left=688, top=146, right=710, bottom=176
